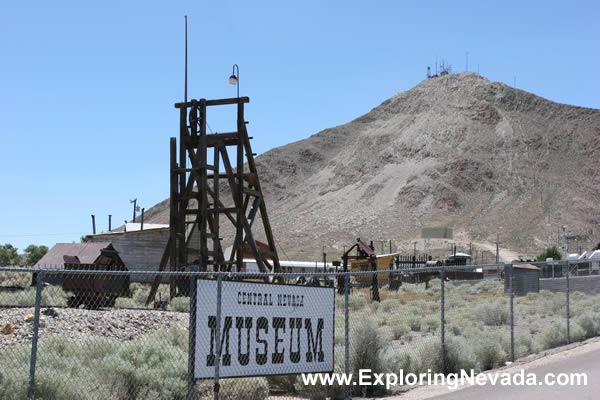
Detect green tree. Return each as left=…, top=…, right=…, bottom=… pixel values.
left=537, top=246, right=562, bottom=261
left=0, top=243, right=19, bottom=266
left=24, top=244, right=49, bottom=266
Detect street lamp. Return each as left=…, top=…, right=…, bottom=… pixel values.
left=229, top=64, right=239, bottom=98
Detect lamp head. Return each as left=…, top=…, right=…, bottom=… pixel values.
left=228, top=74, right=238, bottom=86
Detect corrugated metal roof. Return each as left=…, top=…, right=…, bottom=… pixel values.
left=34, top=242, right=113, bottom=269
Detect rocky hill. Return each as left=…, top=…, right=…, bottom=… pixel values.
left=143, top=73, right=600, bottom=261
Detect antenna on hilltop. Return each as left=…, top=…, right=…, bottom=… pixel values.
left=514, top=75, right=517, bottom=88
left=465, top=51, right=469, bottom=72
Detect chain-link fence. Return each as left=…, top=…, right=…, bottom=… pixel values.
left=1, top=261, right=599, bottom=399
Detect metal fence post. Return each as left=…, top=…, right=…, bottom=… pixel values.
left=509, top=264, right=515, bottom=362
left=344, top=273, right=351, bottom=400
left=440, top=268, right=446, bottom=373
left=187, top=274, right=198, bottom=400
left=566, top=261, right=570, bottom=344
left=28, top=270, right=44, bottom=400
left=213, top=273, right=223, bottom=400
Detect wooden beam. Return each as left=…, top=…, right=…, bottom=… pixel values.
left=174, top=97, right=249, bottom=108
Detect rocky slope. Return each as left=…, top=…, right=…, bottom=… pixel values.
left=143, top=73, right=600, bottom=261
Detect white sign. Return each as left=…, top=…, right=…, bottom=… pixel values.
left=194, top=280, right=335, bottom=378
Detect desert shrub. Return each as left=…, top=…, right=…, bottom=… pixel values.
left=475, top=300, right=508, bottom=326
left=0, top=271, right=32, bottom=287
left=572, top=322, right=588, bottom=342
left=334, top=314, right=345, bottom=345
left=41, top=285, right=67, bottom=307
left=423, top=315, right=440, bottom=332
left=444, top=335, right=478, bottom=373
left=387, top=315, right=410, bottom=339
left=350, top=318, right=387, bottom=396
left=383, top=349, right=418, bottom=375
left=528, top=322, right=540, bottom=335
left=524, top=292, right=539, bottom=301
left=576, top=312, right=600, bottom=338
left=348, top=293, right=367, bottom=311
left=515, top=334, right=533, bottom=358
left=115, top=297, right=137, bottom=309
left=132, top=286, right=151, bottom=306
left=267, top=375, right=299, bottom=393
left=472, top=280, right=503, bottom=295
left=296, top=345, right=346, bottom=399
left=408, top=317, right=421, bottom=332
left=447, top=323, right=462, bottom=336
left=374, top=312, right=388, bottom=326
left=148, top=325, right=188, bottom=350
left=0, top=288, right=36, bottom=306
left=0, top=345, right=30, bottom=399
left=220, top=377, right=270, bottom=400
left=473, top=331, right=508, bottom=370
left=537, top=322, right=585, bottom=350
left=410, top=335, right=477, bottom=374
left=391, top=322, right=410, bottom=340
left=380, top=298, right=401, bottom=312
left=168, top=297, right=190, bottom=313
left=100, top=339, right=187, bottom=399
left=369, top=300, right=380, bottom=312
left=0, top=328, right=194, bottom=399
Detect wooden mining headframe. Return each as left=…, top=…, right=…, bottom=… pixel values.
left=146, top=96, right=281, bottom=303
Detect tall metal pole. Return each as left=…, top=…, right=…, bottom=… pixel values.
left=187, top=274, right=197, bottom=400
left=566, top=261, right=570, bottom=344
left=108, top=214, right=112, bottom=231
left=28, top=271, right=44, bottom=400
left=440, top=268, right=446, bottom=373
left=91, top=215, right=96, bottom=235
left=214, top=274, right=223, bottom=400
left=510, top=264, right=515, bottom=361
left=184, top=16, right=188, bottom=104
left=344, top=273, right=350, bottom=400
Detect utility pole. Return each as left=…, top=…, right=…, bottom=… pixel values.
left=495, top=234, right=501, bottom=264
left=323, top=246, right=327, bottom=274
left=108, top=215, right=112, bottom=231
left=130, top=198, right=138, bottom=223
left=561, top=225, right=568, bottom=259
left=413, top=242, right=417, bottom=257
left=469, top=242, right=473, bottom=257
left=389, top=239, right=392, bottom=254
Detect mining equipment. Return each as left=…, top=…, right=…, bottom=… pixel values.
left=146, top=95, right=281, bottom=304
left=62, top=254, right=130, bottom=309
left=340, top=239, right=380, bottom=301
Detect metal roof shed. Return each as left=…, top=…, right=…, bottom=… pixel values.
left=504, top=264, right=540, bottom=296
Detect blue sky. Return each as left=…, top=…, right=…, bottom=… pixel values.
left=1, top=0, right=599, bottom=252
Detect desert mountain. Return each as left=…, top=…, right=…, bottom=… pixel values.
left=143, top=73, right=600, bottom=261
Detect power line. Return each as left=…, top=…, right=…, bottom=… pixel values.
left=0, top=232, right=86, bottom=237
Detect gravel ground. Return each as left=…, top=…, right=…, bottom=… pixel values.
left=0, top=306, right=189, bottom=350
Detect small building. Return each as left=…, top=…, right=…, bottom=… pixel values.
left=34, top=242, right=125, bottom=285
left=504, top=264, right=540, bottom=296
left=84, top=225, right=169, bottom=283
left=447, top=252, right=472, bottom=266
left=35, top=242, right=122, bottom=269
